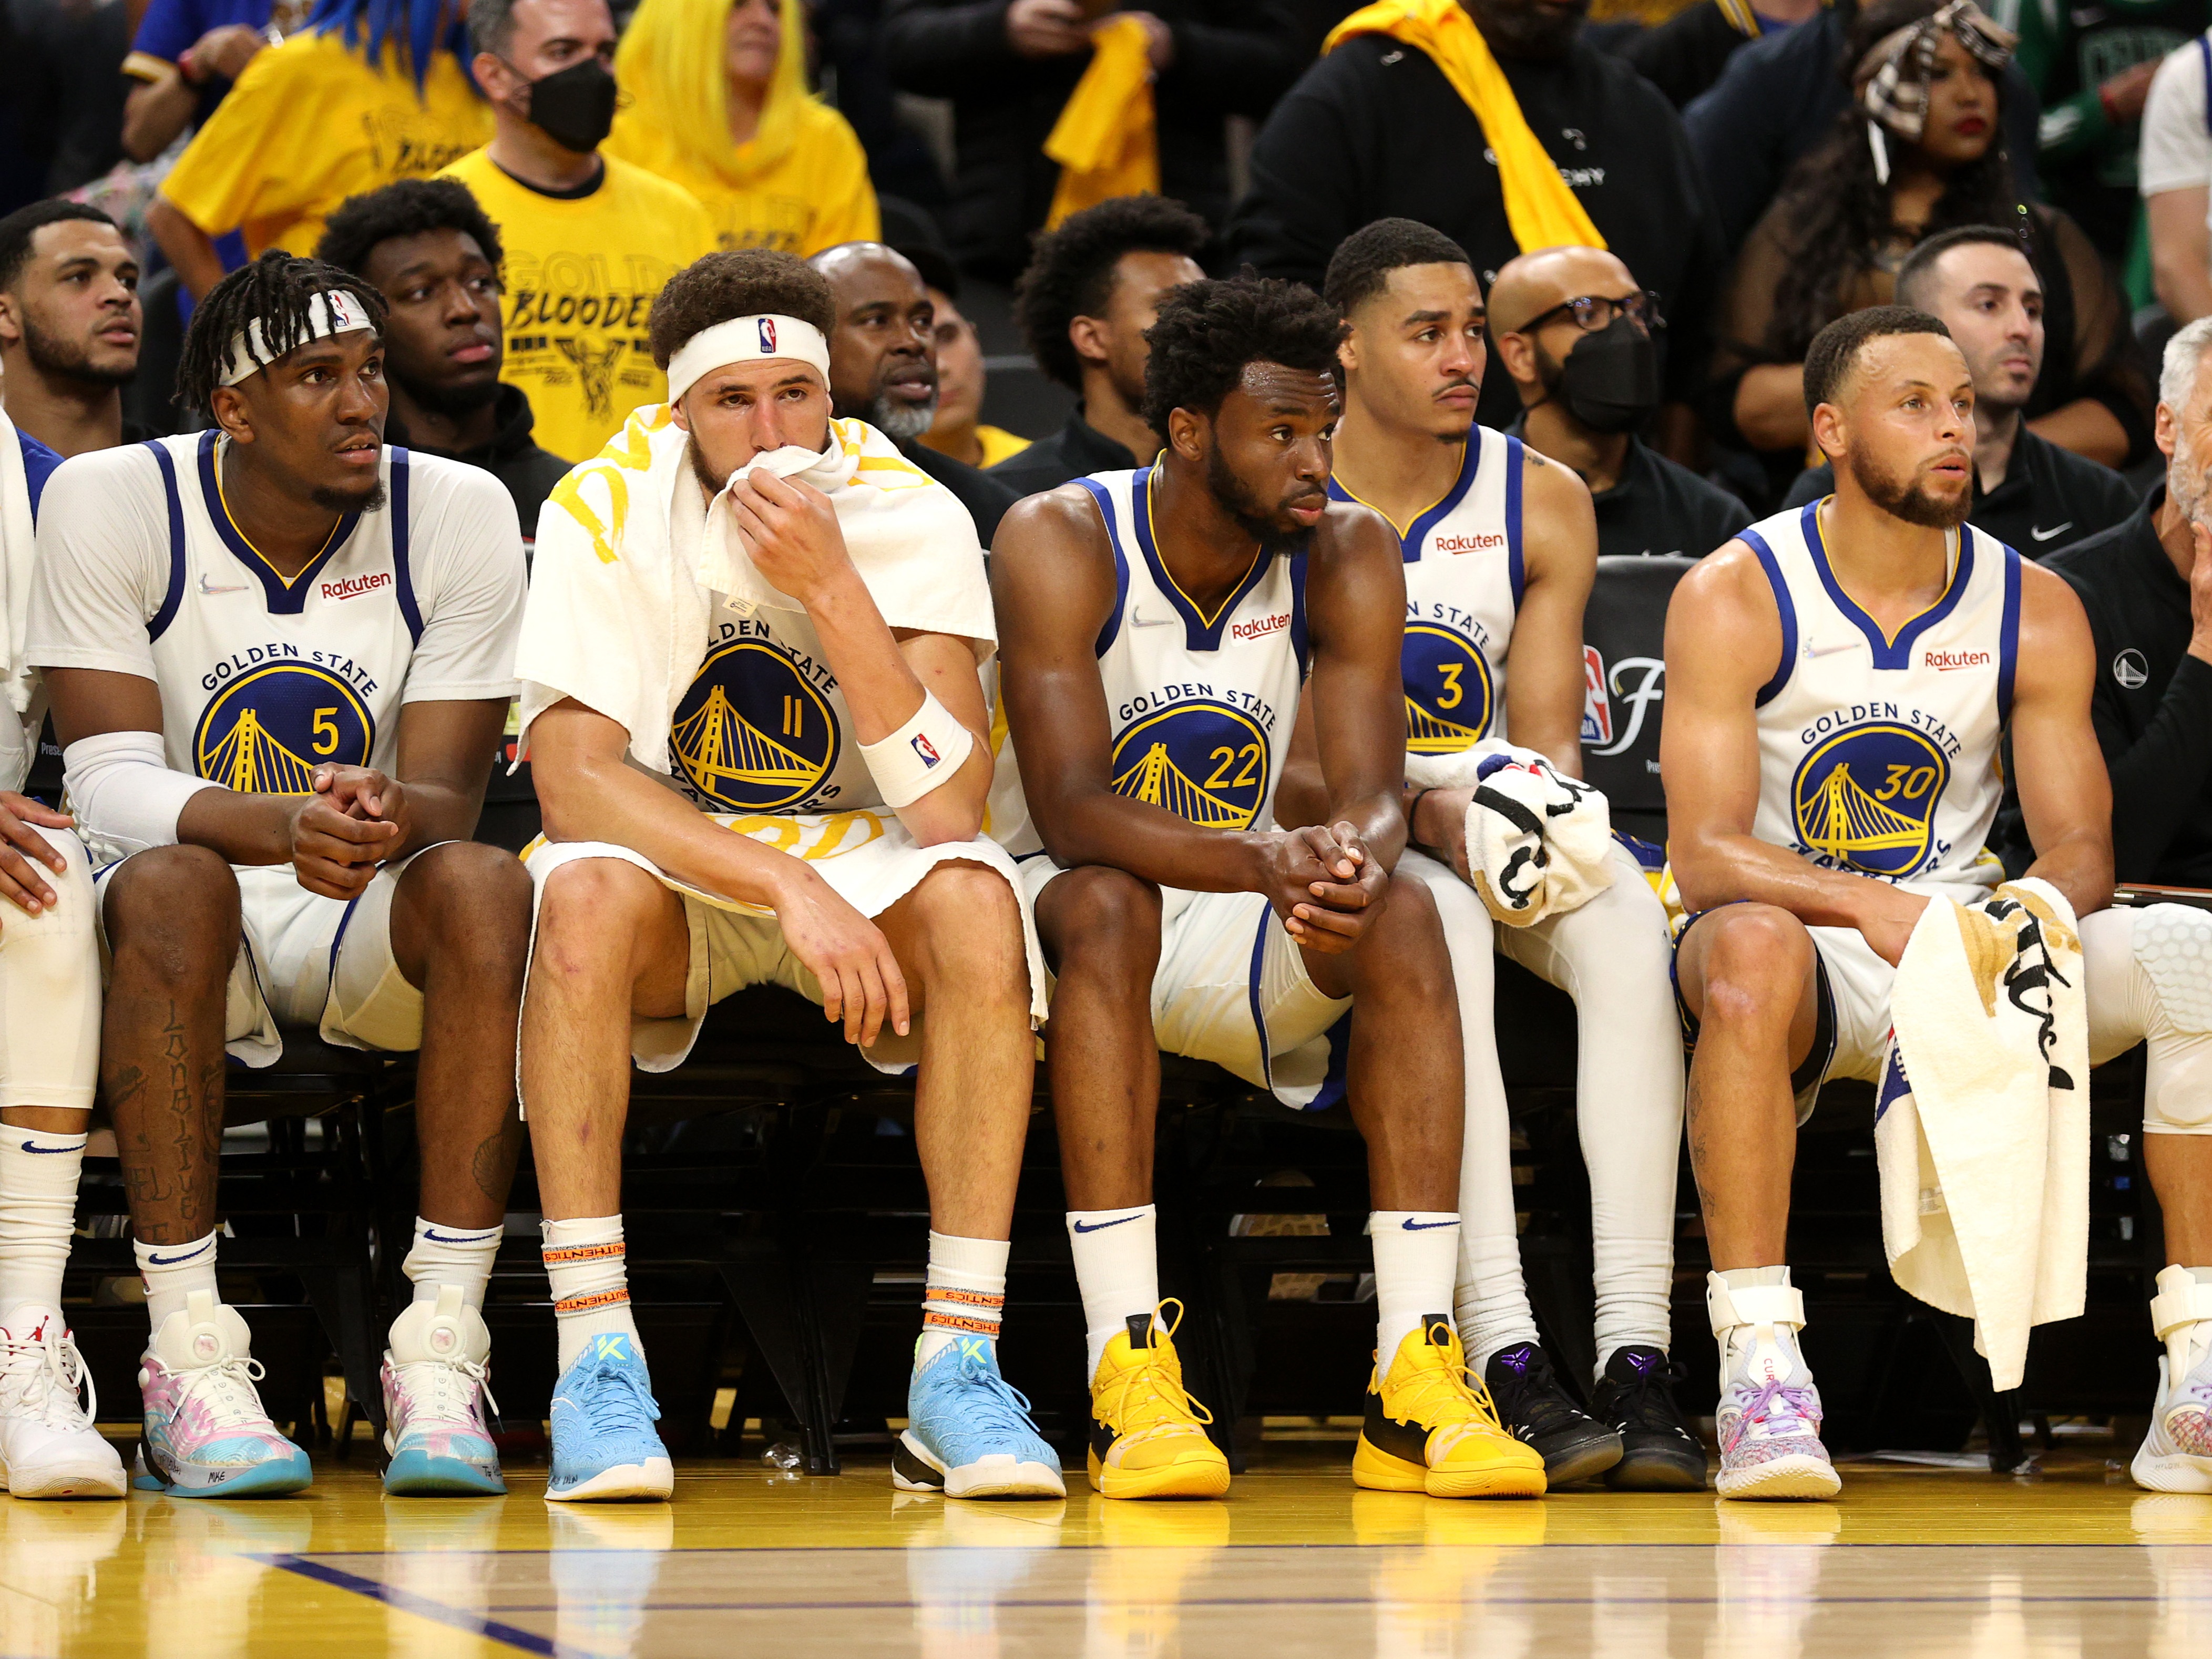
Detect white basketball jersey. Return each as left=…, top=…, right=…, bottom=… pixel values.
left=1327, top=428, right=1522, bottom=753
left=994, top=466, right=1308, bottom=857
left=1743, top=500, right=2020, bottom=896
left=139, top=432, right=447, bottom=786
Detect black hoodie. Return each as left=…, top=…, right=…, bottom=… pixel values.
left=387, top=384, right=572, bottom=550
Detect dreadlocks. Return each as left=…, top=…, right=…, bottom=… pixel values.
left=175, top=250, right=389, bottom=413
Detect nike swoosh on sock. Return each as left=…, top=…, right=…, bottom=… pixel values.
left=1400, top=1218, right=1458, bottom=1231
left=1071, top=1215, right=1143, bottom=1233
left=144, top=1242, right=216, bottom=1266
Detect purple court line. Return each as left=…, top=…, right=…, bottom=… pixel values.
left=261, top=1555, right=561, bottom=1657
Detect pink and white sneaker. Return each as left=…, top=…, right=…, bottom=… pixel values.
left=1707, top=1274, right=1840, bottom=1501
left=380, top=1287, right=504, bottom=1496
left=136, top=1291, right=311, bottom=1498
left=0, top=1305, right=126, bottom=1498
left=2134, top=1265, right=2212, bottom=1493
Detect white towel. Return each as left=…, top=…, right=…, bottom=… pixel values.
left=517, top=406, right=994, bottom=774
left=1876, top=877, right=2090, bottom=1392
left=1404, top=740, right=1615, bottom=926
left=0, top=411, right=41, bottom=790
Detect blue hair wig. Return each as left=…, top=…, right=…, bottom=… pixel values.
left=306, top=0, right=471, bottom=93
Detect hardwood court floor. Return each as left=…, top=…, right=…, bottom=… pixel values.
left=19, top=1446, right=2212, bottom=1656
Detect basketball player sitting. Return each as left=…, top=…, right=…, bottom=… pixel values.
left=516, top=251, right=1060, bottom=1505
left=28, top=252, right=533, bottom=1500
left=991, top=274, right=1547, bottom=1502
left=0, top=405, right=119, bottom=1498
left=1277, top=219, right=1701, bottom=1491
left=1663, top=304, right=2212, bottom=1500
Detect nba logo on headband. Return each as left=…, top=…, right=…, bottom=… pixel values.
left=759, top=318, right=777, bottom=354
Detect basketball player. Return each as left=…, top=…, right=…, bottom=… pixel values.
left=1281, top=219, right=1701, bottom=1490
left=516, top=250, right=1059, bottom=1504
left=1661, top=304, right=2192, bottom=1498
left=27, top=252, right=532, bottom=1499
left=0, top=402, right=121, bottom=1498
left=992, top=275, right=1546, bottom=1502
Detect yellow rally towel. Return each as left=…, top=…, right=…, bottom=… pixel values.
left=1043, top=14, right=1160, bottom=230
left=1325, top=0, right=1603, bottom=254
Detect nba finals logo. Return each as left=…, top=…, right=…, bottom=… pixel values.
left=1402, top=623, right=1493, bottom=753
left=757, top=318, right=777, bottom=354
left=1790, top=723, right=1950, bottom=877
left=194, top=664, right=374, bottom=793
left=672, top=638, right=838, bottom=811
left=1109, top=701, right=1271, bottom=830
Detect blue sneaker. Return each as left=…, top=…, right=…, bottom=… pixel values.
left=894, top=1336, right=1066, bottom=1499
left=546, top=1333, right=673, bottom=1503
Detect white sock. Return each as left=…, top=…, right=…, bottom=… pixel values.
left=542, top=1215, right=638, bottom=1373
left=0, top=1127, right=85, bottom=1318
left=1371, top=1212, right=1460, bottom=1363
left=136, top=1230, right=219, bottom=1330
left=916, top=1232, right=1009, bottom=1368
left=403, top=1217, right=503, bottom=1310
left=1067, top=1205, right=1158, bottom=1381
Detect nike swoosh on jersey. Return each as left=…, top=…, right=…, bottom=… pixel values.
left=1130, top=610, right=1173, bottom=627
left=196, top=575, right=248, bottom=595
left=1072, top=1214, right=1144, bottom=1233
left=1399, top=1217, right=1458, bottom=1231
left=2029, top=523, right=2072, bottom=542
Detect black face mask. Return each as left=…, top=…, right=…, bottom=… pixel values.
left=1539, top=314, right=1661, bottom=435
left=523, top=58, right=617, bottom=154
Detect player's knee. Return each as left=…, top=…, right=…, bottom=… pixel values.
left=1696, top=906, right=1812, bottom=1029
left=534, top=858, right=662, bottom=992
left=102, top=846, right=238, bottom=981
left=1047, top=866, right=1161, bottom=974
left=903, top=863, right=1027, bottom=996
left=404, top=843, right=532, bottom=956
left=1358, top=871, right=1448, bottom=980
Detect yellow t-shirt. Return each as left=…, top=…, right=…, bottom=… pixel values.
left=605, top=98, right=879, bottom=257
left=159, top=31, right=490, bottom=260
left=977, top=425, right=1032, bottom=468
left=438, top=149, right=716, bottom=464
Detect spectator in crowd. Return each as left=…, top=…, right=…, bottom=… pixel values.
left=1783, top=226, right=2136, bottom=555
left=917, top=283, right=1029, bottom=471
left=991, top=194, right=1206, bottom=495
left=606, top=0, right=880, bottom=257
left=318, top=179, right=570, bottom=538
left=1708, top=0, right=2149, bottom=507
left=2008, top=0, right=2203, bottom=264
left=1615, top=0, right=1822, bottom=110
left=0, top=0, right=133, bottom=204
left=2042, top=318, right=2212, bottom=884
left=0, top=202, right=142, bottom=458
left=147, top=0, right=491, bottom=299
left=880, top=0, right=1306, bottom=280
left=1490, top=242, right=1754, bottom=559
left=809, top=240, right=1020, bottom=541
left=441, top=0, right=715, bottom=463
left=1230, top=0, right=1727, bottom=436
left=2142, top=30, right=2212, bottom=325
left=120, top=0, right=306, bottom=165
left=1683, top=0, right=2042, bottom=254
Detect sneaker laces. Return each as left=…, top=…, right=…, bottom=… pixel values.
left=0, top=1321, right=95, bottom=1430
left=1107, top=1300, right=1215, bottom=1447
left=1488, top=1343, right=1591, bottom=1438
left=578, top=1352, right=660, bottom=1436
left=1722, top=1375, right=1821, bottom=1452
left=1603, top=1352, right=1695, bottom=1438
left=1397, top=1320, right=1506, bottom=1435
left=397, top=1352, right=498, bottom=1425
left=167, top=1351, right=272, bottom=1435
left=951, top=1347, right=1046, bottom=1445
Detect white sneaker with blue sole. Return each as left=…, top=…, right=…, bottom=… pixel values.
left=893, top=1336, right=1065, bottom=1500
left=135, top=1292, right=312, bottom=1498
left=545, top=1332, right=673, bottom=1503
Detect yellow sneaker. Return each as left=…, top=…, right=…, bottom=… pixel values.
left=1353, top=1318, right=1548, bottom=1499
left=1086, top=1302, right=1232, bottom=1500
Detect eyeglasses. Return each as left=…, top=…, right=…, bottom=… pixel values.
left=1518, top=290, right=1666, bottom=335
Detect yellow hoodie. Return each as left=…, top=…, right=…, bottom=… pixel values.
left=606, top=0, right=880, bottom=257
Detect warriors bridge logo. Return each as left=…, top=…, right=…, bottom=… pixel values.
left=1790, top=723, right=1949, bottom=878
left=1402, top=622, right=1493, bottom=753
left=193, top=664, right=373, bottom=793
left=1109, top=701, right=1271, bottom=830
left=672, top=639, right=837, bottom=812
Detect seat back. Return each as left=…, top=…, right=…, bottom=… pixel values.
left=1580, top=554, right=1694, bottom=845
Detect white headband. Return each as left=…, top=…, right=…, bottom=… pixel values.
left=218, top=288, right=376, bottom=387
left=667, top=314, right=832, bottom=405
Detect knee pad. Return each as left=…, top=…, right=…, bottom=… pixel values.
left=2116, top=906, right=2212, bottom=1133
left=0, top=830, right=100, bottom=1110
left=2132, top=905, right=2212, bottom=1033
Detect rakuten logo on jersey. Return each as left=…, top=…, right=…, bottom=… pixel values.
left=322, top=571, right=392, bottom=603
left=1433, top=531, right=1507, bottom=554
left=1923, top=649, right=1990, bottom=671
left=1232, top=612, right=1291, bottom=641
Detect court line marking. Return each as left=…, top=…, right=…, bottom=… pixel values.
left=260, top=1555, right=561, bottom=1657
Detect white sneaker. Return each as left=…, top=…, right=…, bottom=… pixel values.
left=1707, top=1275, right=1840, bottom=1501
left=380, top=1287, right=505, bottom=1496
left=2134, top=1266, right=2212, bottom=1494
left=0, top=1305, right=126, bottom=1498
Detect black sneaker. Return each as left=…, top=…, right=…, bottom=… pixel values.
left=1590, top=1345, right=1709, bottom=1491
left=1482, top=1341, right=1623, bottom=1485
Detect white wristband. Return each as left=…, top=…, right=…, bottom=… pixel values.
left=62, top=730, right=218, bottom=855
left=859, top=689, right=974, bottom=809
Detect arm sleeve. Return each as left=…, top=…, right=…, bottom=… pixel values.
left=156, top=44, right=323, bottom=235
left=880, top=0, right=1022, bottom=99
left=128, top=0, right=206, bottom=69
left=399, top=463, right=526, bottom=704
left=24, top=449, right=168, bottom=681
left=2141, top=42, right=2212, bottom=196
left=1161, top=4, right=1306, bottom=116
left=1226, top=59, right=1368, bottom=291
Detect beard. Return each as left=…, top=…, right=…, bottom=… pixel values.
left=1204, top=442, right=1318, bottom=553
left=1848, top=447, right=1970, bottom=530
left=868, top=387, right=938, bottom=443
left=21, top=312, right=134, bottom=388
left=312, top=479, right=387, bottom=514
left=2170, top=433, right=2212, bottom=527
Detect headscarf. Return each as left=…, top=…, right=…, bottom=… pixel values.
left=1855, top=0, right=2016, bottom=144
left=609, top=0, right=812, bottom=188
